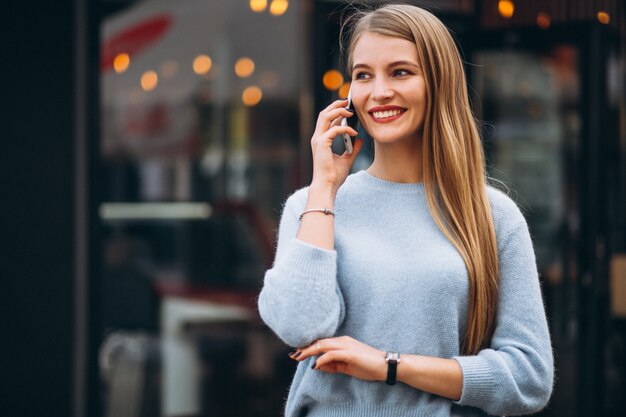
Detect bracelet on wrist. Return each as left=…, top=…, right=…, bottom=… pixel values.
left=298, top=208, right=335, bottom=222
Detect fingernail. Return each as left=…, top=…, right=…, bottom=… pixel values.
left=311, top=361, right=317, bottom=370
left=288, top=350, right=297, bottom=356
left=294, top=351, right=302, bottom=359
left=347, top=109, right=354, bottom=113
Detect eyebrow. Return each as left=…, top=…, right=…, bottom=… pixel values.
left=351, top=60, right=420, bottom=73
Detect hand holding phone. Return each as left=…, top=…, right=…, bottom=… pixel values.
left=340, top=87, right=358, bottom=154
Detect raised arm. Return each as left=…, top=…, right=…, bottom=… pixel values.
left=257, top=99, right=364, bottom=348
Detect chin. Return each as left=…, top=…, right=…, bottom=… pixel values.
left=368, top=128, right=419, bottom=145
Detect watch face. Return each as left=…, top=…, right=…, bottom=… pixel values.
left=386, top=352, right=400, bottom=363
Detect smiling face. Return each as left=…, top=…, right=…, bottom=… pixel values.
left=350, top=32, right=427, bottom=147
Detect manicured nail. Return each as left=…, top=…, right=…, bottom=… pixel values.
left=288, top=350, right=297, bottom=356
left=294, top=351, right=302, bottom=359
left=311, top=361, right=317, bottom=369
left=347, top=109, right=354, bottom=114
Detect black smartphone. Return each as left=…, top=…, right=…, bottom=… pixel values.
left=340, top=86, right=359, bottom=154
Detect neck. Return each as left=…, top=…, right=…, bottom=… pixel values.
left=367, top=139, right=423, bottom=183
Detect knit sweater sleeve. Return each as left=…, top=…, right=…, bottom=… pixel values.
left=453, top=209, right=554, bottom=415
left=257, top=190, right=345, bottom=348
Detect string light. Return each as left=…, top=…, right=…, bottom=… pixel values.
left=113, top=53, right=130, bottom=73
left=140, top=71, right=158, bottom=91
left=235, top=57, right=255, bottom=78
left=160, top=60, right=178, bottom=78
left=269, top=0, right=289, bottom=16
left=597, top=11, right=610, bottom=25
left=193, top=55, right=213, bottom=75
left=260, top=70, right=280, bottom=89
left=339, top=82, right=351, bottom=99
left=249, top=0, right=267, bottom=13
left=323, top=70, right=344, bottom=91
left=242, top=86, right=263, bottom=106
left=498, top=0, right=514, bottom=19
left=536, top=12, right=551, bottom=30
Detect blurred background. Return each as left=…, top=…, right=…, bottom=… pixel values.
left=2, top=0, right=626, bottom=416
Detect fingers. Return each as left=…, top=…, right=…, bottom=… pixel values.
left=312, top=350, right=349, bottom=370
left=311, top=125, right=358, bottom=149
left=316, top=100, right=354, bottom=131
left=289, top=339, right=329, bottom=361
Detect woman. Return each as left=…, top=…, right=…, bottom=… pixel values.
left=258, top=4, right=554, bottom=417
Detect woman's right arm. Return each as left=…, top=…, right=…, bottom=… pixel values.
left=257, top=191, right=344, bottom=348
left=258, top=99, right=363, bottom=348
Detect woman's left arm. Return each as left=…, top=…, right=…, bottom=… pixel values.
left=451, top=218, right=554, bottom=415
left=291, top=336, right=463, bottom=400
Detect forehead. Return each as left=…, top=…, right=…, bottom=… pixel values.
left=352, top=32, right=419, bottom=66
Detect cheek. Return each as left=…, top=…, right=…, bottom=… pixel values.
left=352, top=94, right=369, bottom=120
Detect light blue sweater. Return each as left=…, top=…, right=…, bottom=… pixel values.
left=258, top=170, right=554, bottom=417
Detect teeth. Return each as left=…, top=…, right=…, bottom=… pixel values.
left=372, top=109, right=403, bottom=119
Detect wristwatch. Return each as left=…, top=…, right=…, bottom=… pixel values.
left=385, top=352, right=401, bottom=385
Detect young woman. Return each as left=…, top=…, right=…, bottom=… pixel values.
left=258, top=4, right=554, bottom=416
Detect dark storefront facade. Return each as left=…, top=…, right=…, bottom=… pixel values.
left=4, top=1, right=626, bottom=417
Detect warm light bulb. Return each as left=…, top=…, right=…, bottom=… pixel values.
left=234, top=57, right=255, bottom=78
left=597, top=11, right=610, bottom=25
left=498, top=0, right=514, bottom=19
left=161, top=60, right=179, bottom=78
left=269, top=0, right=289, bottom=16
left=339, top=82, right=351, bottom=99
left=193, top=55, right=213, bottom=75
left=322, top=70, right=344, bottom=91
left=113, top=53, right=130, bottom=73
left=141, top=71, right=158, bottom=91
left=536, top=12, right=551, bottom=30
left=242, top=86, right=263, bottom=106
left=250, top=0, right=267, bottom=13
left=260, top=70, right=280, bottom=89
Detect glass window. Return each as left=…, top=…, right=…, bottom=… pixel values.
left=471, top=44, right=581, bottom=372
left=99, top=0, right=305, bottom=415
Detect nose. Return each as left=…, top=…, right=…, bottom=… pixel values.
left=371, top=77, right=393, bottom=102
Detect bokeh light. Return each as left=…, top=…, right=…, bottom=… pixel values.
left=597, top=11, right=610, bottom=25
left=339, top=82, right=351, bottom=99
left=498, top=0, right=514, bottom=19
left=536, top=12, right=551, bottom=30
left=250, top=0, right=267, bottom=13
left=193, top=55, right=213, bottom=75
left=322, top=69, right=344, bottom=91
left=269, top=0, right=289, bottom=16
left=140, top=71, right=158, bottom=91
left=242, top=86, right=263, bottom=106
left=260, top=70, right=280, bottom=89
left=160, top=60, right=179, bottom=78
left=235, top=57, right=255, bottom=78
left=113, top=53, right=130, bottom=73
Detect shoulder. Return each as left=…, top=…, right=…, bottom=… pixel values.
left=485, top=184, right=529, bottom=242
left=283, top=172, right=365, bottom=212
left=282, top=186, right=309, bottom=218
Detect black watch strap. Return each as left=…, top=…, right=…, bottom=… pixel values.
left=385, top=352, right=400, bottom=385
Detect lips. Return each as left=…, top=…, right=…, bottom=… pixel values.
left=368, top=106, right=407, bottom=122
left=372, top=109, right=404, bottom=119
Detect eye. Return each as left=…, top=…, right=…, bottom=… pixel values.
left=353, top=71, right=371, bottom=80
left=392, top=69, right=412, bottom=77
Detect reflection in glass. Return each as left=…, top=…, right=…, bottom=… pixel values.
left=100, top=0, right=304, bottom=415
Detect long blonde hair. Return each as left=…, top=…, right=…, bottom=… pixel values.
left=342, top=4, right=499, bottom=355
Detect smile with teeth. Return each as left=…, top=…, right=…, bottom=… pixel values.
left=371, top=109, right=405, bottom=119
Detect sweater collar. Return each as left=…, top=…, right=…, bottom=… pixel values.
left=355, top=170, right=425, bottom=194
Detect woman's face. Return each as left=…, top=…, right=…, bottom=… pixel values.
left=350, top=32, right=427, bottom=146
